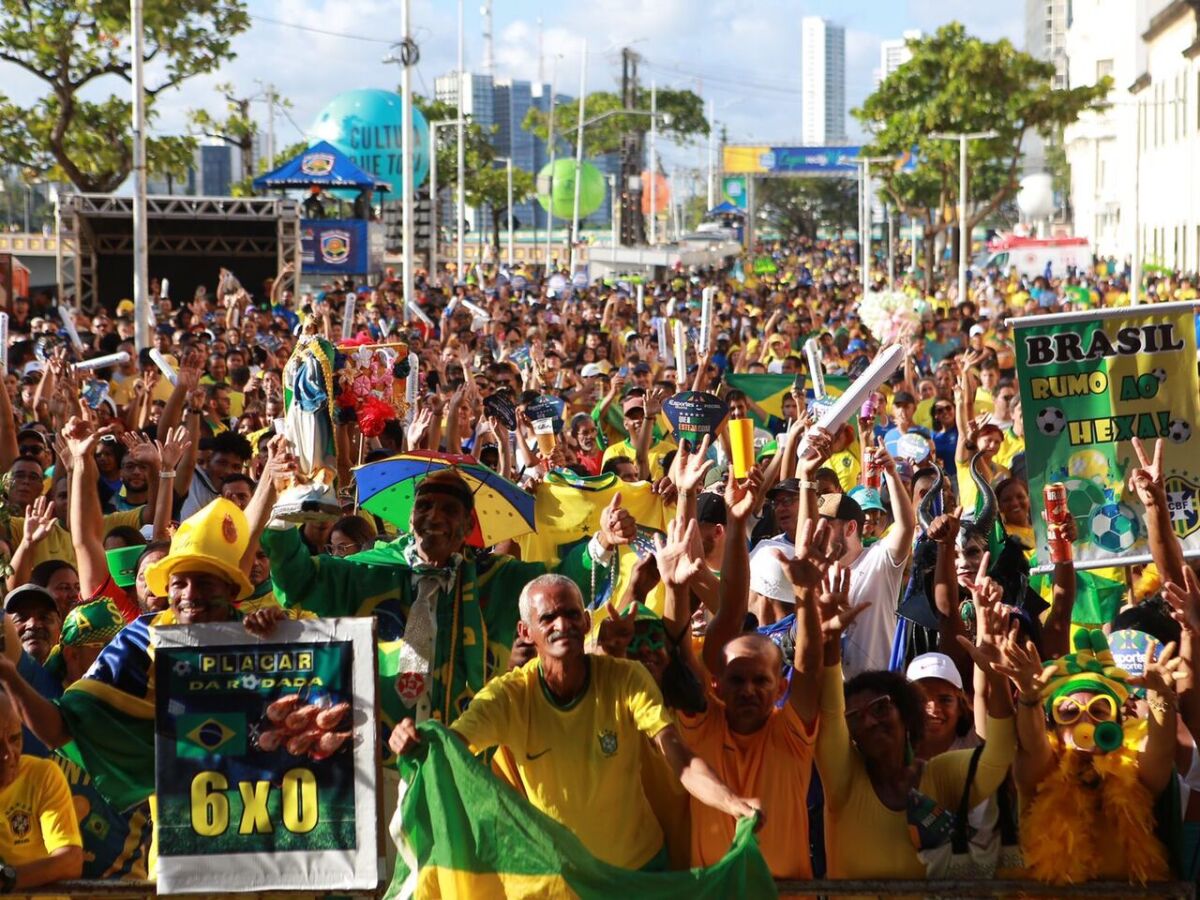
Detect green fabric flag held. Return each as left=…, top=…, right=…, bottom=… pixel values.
left=386, top=722, right=778, bottom=900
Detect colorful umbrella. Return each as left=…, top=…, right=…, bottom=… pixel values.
left=354, top=451, right=535, bottom=547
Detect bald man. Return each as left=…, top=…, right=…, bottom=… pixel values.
left=677, top=496, right=859, bottom=878
left=0, top=691, right=82, bottom=892
left=390, top=574, right=759, bottom=871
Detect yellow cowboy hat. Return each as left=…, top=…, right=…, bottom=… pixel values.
left=146, top=498, right=254, bottom=601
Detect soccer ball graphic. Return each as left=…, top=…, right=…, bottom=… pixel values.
left=1089, top=502, right=1140, bottom=552
left=1168, top=419, right=1191, bottom=444
left=1036, top=406, right=1067, bottom=436
left=1153, top=368, right=1168, bottom=383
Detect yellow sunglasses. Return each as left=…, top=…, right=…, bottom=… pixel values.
left=1052, top=694, right=1118, bottom=726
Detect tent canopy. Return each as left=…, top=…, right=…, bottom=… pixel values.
left=252, top=141, right=392, bottom=192
left=706, top=201, right=746, bottom=217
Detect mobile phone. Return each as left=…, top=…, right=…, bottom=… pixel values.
left=793, top=373, right=806, bottom=394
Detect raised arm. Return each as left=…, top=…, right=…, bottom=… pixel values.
left=0, top=369, right=17, bottom=473
left=1129, top=437, right=1185, bottom=588
left=6, top=497, right=56, bottom=593
left=150, top=425, right=191, bottom=542
left=701, top=468, right=761, bottom=676
left=872, top=437, right=916, bottom=560
left=0, top=652, right=71, bottom=749
left=62, top=418, right=114, bottom=598
left=1132, top=642, right=1184, bottom=796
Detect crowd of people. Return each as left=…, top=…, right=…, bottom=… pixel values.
left=0, top=235, right=1197, bottom=894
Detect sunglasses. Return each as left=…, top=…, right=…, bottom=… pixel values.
left=1052, top=694, right=1117, bottom=725
left=845, top=694, right=895, bottom=726
left=627, top=626, right=666, bottom=655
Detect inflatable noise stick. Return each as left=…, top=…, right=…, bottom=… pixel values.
left=57, top=305, right=84, bottom=352
left=160, top=278, right=170, bottom=301
left=407, top=301, right=434, bottom=328
left=0, top=313, right=7, bottom=371
left=150, top=348, right=178, bottom=386
left=73, top=351, right=130, bottom=372
left=341, top=294, right=356, bottom=341
left=804, top=337, right=826, bottom=400
left=460, top=299, right=491, bottom=321
left=636, top=283, right=644, bottom=315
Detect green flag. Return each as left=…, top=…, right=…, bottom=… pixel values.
left=387, top=722, right=778, bottom=900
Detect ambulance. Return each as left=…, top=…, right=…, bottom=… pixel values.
left=977, top=235, right=1092, bottom=280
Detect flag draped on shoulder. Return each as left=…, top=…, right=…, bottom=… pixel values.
left=387, top=722, right=778, bottom=900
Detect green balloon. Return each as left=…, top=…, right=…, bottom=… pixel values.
left=535, top=159, right=606, bottom=219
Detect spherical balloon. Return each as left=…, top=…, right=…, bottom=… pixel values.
left=535, top=159, right=605, bottom=220
left=310, top=89, right=430, bottom=197
left=640, top=171, right=670, bottom=215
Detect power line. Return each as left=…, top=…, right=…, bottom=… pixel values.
left=247, top=13, right=398, bottom=45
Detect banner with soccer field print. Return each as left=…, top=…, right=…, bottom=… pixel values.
left=1013, top=302, right=1200, bottom=570
left=153, top=618, right=377, bottom=894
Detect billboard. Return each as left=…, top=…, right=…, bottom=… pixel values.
left=721, top=145, right=918, bottom=177
left=300, top=219, right=383, bottom=274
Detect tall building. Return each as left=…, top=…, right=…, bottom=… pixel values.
left=1026, top=0, right=1071, bottom=90
left=196, top=144, right=234, bottom=196
left=801, top=17, right=847, bottom=146
left=875, top=30, right=922, bottom=86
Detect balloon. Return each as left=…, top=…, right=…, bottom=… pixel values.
left=640, top=171, right=670, bottom=215
left=535, top=159, right=605, bottom=220
left=310, top=89, right=430, bottom=198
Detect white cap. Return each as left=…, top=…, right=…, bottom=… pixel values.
left=906, top=652, right=963, bottom=690
left=580, top=363, right=603, bottom=378
left=748, top=539, right=796, bottom=604
left=969, top=324, right=986, bottom=337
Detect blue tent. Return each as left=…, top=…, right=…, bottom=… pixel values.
left=252, top=141, right=392, bottom=192
left=705, top=201, right=746, bottom=217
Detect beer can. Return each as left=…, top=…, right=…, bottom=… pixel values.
left=1043, top=483, right=1069, bottom=524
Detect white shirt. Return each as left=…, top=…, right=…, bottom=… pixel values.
left=748, top=536, right=906, bottom=679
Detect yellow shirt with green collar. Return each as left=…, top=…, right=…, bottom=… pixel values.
left=451, top=655, right=675, bottom=870
left=0, top=755, right=82, bottom=867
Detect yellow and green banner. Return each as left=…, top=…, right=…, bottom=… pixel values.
left=1014, top=303, right=1200, bottom=569
left=387, top=722, right=777, bottom=899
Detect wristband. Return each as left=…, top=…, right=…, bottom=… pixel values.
left=796, top=480, right=819, bottom=492
left=159, top=470, right=177, bottom=479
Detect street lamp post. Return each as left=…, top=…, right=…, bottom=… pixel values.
left=854, top=155, right=894, bottom=299
left=131, top=0, right=150, bottom=350
left=930, top=130, right=999, bottom=306
left=649, top=81, right=657, bottom=245
left=456, top=0, right=466, bottom=280
left=428, top=119, right=462, bottom=282
left=607, top=174, right=617, bottom=247
left=569, top=40, right=588, bottom=274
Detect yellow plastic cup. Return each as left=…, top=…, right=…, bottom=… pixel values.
left=729, top=417, right=754, bottom=479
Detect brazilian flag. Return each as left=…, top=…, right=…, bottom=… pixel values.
left=176, top=713, right=246, bottom=759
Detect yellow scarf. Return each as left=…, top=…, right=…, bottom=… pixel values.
left=1021, top=737, right=1169, bottom=885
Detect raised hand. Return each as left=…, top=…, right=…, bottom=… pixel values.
left=653, top=517, right=706, bottom=589
left=817, top=562, right=867, bottom=637
left=1127, top=436, right=1166, bottom=507
left=866, top=435, right=898, bottom=477
left=772, top=518, right=837, bottom=592
left=1164, top=566, right=1200, bottom=636
left=797, top=425, right=833, bottom=476
left=598, top=601, right=637, bottom=657
left=1129, top=641, right=1186, bottom=701
left=927, top=504, right=963, bottom=546
left=673, top=434, right=714, bottom=494
left=724, top=466, right=762, bottom=522
left=156, top=424, right=192, bottom=471
left=599, top=493, right=636, bottom=550
left=22, top=496, right=57, bottom=544
left=406, top=406, right=434, bottom=450
left=991, top=630, right=1052, bottom=701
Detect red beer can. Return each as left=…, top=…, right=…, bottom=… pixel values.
left=1044, top=482, right=1073, bottom=564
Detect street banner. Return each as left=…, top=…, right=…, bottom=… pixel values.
left=1012, top=303, right=1200, bottom=570
left=153, top=618, right=378, bottom=894
left=720, top=176, right=748, bottom=210
left=301, top=219, right=382, bottom=274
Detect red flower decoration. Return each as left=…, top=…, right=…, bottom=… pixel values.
left=357, top=395, right=395, bottom=437
left=335, top=390, right=357, bottom=409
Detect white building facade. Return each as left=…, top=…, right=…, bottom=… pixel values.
left=875, top=30, right=921, bottom=87
left=1064, top=1, right=1200, bottom=271
left=801, top=17, right=847, bottom=145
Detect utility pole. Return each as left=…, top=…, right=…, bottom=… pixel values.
left=930, top=130, right=998, bottom=305
left=618, top=47, right=645, bottom=246
left=456, top=0, right=466, bottom=279
left=569, top=40, right=587, bottom=273
left=543, top=59, right=558, bottom=271
left=649, top=81, right=657, bottom=245
left=706, top=97, right=715, bottom=210
left=384, top=1, right=418, bottom=322
left=131, top=0, right=150, bottom=350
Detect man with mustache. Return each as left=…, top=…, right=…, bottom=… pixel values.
left=389, top=574, right=760, bottom=871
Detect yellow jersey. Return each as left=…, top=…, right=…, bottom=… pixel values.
left=451, top=655, right=675, bottom=869
left=6, top=510, right=144, bottom=570
left=0, top=756, right=82, bottom=867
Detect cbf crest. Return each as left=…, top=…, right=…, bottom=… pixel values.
left=300, top=152, right=335, bottom=176
left=597, top=729, right=618, bottom=757
left=1165, top=473, right=1200, bottom=540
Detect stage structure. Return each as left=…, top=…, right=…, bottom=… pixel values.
left=57, top=194, right=301, bottom=313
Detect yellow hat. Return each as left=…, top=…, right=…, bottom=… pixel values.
left=116, top=299, right=135, bottom=316
left=146, top=498, right=254, bottom=602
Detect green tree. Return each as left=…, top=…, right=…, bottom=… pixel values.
left=757, top=177, right=857, bottom=239
left=522, top=88, right=709, bottom=158
left=853, top=23, right=1110, bottom=290
left=471, top=163, right=536, bottom=253
left=0, top=0, right=248, bottom=192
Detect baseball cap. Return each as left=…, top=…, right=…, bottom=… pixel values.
left=580, top=363, right=603, bottom=378
left=848, top=485, right=886, bottom=512
left=969, top=324, right=986, bottom=337
left=748, top=539, right=798, bottom=604
left=847, top=338, right=867, bottom=353
left=906, top=652, right=963, bottom=690
left=632, top=362, right=652, bottom=374
left=767, top=478, right=801, bottom=498
left=892, top=390, right=916, bottom=407
left=4, top=584, right=57, bottom=615
left=817, top=493, right=865, bottom=531
left=696, top=492, right=727, bottom=525
left=622, top=394, right=646, bottom=414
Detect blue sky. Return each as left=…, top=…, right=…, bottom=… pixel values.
left=4, top=0, right=1022, bottom=196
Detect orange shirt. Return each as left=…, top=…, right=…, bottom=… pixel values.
left=678, top=694, right=817, bottom=878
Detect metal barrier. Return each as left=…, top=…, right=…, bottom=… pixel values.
left=9, top=879, right=1196, bottom=898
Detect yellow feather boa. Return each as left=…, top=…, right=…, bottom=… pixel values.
left=1021, top=737, right=1169, bottom=885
